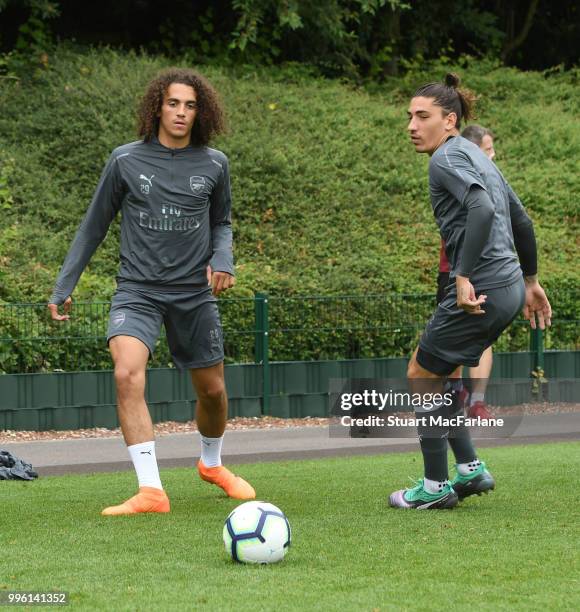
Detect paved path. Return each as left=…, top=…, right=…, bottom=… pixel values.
left=1, top=412, right=578, bottom=476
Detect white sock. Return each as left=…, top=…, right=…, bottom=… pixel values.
left=457, top=459, right=482, bottom=475
left=424, top=477, right=449, bottom=494
left=470, top=392, right=485, bottom=406
left=128, top=441, right=163, bottom=490
left=200, top=435, right=223, bottom=467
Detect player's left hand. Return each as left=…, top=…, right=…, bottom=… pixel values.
left=207, top=265, right=235, bottom=296
left=455, top=275, right=487, bottom=315
left=523, top=279, right=552, bottom=330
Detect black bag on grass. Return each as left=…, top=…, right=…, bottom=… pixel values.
left=0, top=450, right=38, bottom=480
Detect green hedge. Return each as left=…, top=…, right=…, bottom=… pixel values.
left=0, top=48, right=578, bottom=371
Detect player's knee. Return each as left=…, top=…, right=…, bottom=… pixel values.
left=197, top=381, right=226, bottom=405
left=114, top=365, right=145, bottom=392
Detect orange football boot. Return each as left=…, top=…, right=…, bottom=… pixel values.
left=101, top=486, right=170, bottom=516
left=197, top=461, right=255, bottom=500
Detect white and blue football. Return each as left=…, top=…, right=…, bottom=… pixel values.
left=223, top=501, right=291, bottom=564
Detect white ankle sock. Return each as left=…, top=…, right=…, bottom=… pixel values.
left=457, top=459, right=482, bottom=475
left=424, top=477, right=448, bottom=494
left=470, top=392, right=485, bottom=406
left=200, top=435, right=223, bottom=467
left=128, top=441, right=163, bottom=490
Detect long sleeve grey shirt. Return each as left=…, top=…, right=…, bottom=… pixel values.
left=429, top=136, right=532, bottom=291
left=50, top=138, right=234, bottom=305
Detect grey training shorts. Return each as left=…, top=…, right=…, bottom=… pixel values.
left=107, top=283, right=224, bottom=369
left=418, top=277, right=525, bottom=373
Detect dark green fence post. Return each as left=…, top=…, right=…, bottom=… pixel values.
left=254, top=292, right=270, bottom=415
left=529, top=327, right=545, bottom=372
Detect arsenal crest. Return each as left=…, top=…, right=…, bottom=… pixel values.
left=190, top=175, right=206, bottom=195
left=112, top=311, right=126, bottom=328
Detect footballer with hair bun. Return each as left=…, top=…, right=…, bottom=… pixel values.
left=390, top=73, right=552, bottom=510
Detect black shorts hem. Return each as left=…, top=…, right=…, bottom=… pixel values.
left=416, top=347, right=461, bottom=376
left=176, top=355, right=224, bottom=371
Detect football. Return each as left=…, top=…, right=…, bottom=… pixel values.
left=223, top=501, right=291, bottom=564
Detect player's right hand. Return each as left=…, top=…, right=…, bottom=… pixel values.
left=455, top=275, right=487, bottom=315
left=48, top=296, right=72, bottom=321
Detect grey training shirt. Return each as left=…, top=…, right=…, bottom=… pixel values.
left=50, top=138, right=233, bottom=305
left=429, top=136, right=525, bottom=291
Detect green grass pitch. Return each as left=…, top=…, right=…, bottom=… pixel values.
left=1, top=442, right=578, bottom=611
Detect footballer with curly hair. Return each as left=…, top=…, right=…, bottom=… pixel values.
left=48, top=67, right=255, bottom=515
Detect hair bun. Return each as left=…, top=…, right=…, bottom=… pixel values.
left=445, top=72, right=461, bottom=89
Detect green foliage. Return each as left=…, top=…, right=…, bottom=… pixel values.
left=0, top=152, right=14, bottom=212
left=154, top=5, right=230, bottom=60
left=0, top=0, right=59, bottom=77
left=1, top=1, right=578, bottom=76
left=0, top=47, right=578, bottom=371
left=227, top=0, right=410, bottom=74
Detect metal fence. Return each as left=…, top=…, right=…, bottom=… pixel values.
left=0, top=290, right=578, bottom=374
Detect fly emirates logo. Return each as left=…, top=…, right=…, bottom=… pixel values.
left=139, top=204, right=201, bottom=232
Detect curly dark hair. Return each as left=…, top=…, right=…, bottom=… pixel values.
left=137, top=68, right=226, bottom=146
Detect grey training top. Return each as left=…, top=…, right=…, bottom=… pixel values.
left=429, top=135, right=526, bottom=291
left=50, top=138, right=233, bottom=305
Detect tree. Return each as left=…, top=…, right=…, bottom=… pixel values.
left=499, top=0, right=540, bottom=63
